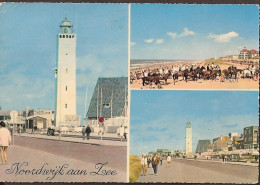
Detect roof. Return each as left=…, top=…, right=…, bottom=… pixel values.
left=195, top=140, right=211, bottom=153
left=87, top=77, right=128, bottom=119
left=241, top=47, right=249, bottom=52
left=250, top=49, right=259, bottom=54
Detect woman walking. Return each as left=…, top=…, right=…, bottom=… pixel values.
left=167, top=154, right=172, bottom=168
left=141, top=154, right=148, bottom=176
left=0, top=121, right=12, bottom=165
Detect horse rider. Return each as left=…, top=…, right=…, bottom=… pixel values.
left=207, top=64, right=210, bottom=71
left=143, top=70, right=149, bottom=77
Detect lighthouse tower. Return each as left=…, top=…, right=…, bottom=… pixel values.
left=185, top=121, right=192, bottom=155
left=54, top=17, right=80, bottom=127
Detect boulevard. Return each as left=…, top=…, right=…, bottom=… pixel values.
left=0, top=136, right=127, bottom=182
left=138, top=159, right=258, bottom=183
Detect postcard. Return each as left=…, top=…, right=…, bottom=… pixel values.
left=0, top=3, right=128, bottom=182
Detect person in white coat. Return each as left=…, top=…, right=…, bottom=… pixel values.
left=141, top=154, right=148, bottom=176
left=167, top=154, right=172, bottom=168
left=0, top=121, right=11, bottom=165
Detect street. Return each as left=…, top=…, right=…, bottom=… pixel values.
left=0, top=136, right=127, bottom=182
left=138, top=159, right=258, bottom=183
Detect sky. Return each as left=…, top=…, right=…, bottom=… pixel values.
left=0, top=3, right=128, bottom=122
left=130, top=91, right=259, bottom=155
left=131, top=4, right=259, bottom=60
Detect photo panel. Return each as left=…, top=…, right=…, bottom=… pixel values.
left=129, top=90, right=259, bottom=183
left=0, top=3, right=129, bottom=182
left=130, top=4, right=259, bottom=90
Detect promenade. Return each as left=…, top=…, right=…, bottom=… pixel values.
left=12, top=132, right=127, bottom=147
left=138, top=158, right=258, bottom=183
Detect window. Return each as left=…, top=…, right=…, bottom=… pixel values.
left=59, top=35, right=62, bottom=38
left=69, top=35, right=71, bottom=38
left=65, top=104, right=67, bottom=109
left=72, top=35, right=74, bottom=38
left=66, top=69, right=68, bottom=73
left=63, top=35, right=65, bottom=38
left=65, top=86, right=68, bottom=91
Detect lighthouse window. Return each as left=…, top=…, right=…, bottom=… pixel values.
left=65, top=104, right=67, bottom=109
left=65, top=86, right=68, bottom=91
left=72, top=35, right=74, bottom=38
left=63, top=35, right=65, bottom=38
left=66, top=69, right=68, bottom=73
left=66, top=35, right=68, bottom=38
left=69, top=35, right=71, bottom=38
left=59, top=35, right=62, bottom=38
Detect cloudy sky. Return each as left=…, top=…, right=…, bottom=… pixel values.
left=130, top=91, right=259, bottom=155
left=0, top=3, right=128, bottom=121
left=131, top=4, right=259, bottom=60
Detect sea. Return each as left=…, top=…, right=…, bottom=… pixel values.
left=130, top=59, right=191, bottom=70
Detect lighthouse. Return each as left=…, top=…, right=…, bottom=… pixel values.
left=54, top=17, right=80, bottom=127
left=185, top=121, right=192, bottom=155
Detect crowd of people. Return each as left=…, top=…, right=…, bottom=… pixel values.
left=140, top=153, right=172, bottom=176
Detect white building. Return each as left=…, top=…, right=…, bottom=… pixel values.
left=185, top=121, right=192, bottom=155
left=54, top=17, right=80, bottom=127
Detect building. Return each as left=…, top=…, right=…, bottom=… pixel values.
left=229, top=132, right=238, bottom=141
left=54, top=17, right=80, bottom=127
left=86, top=77, right=128, bottom=133
left=157, top=149, right=171, bottom=157
left=185, top=121, right=192, bottom=155
left=243, top=126, right=259, bottom=149
left=195, top=140, right=211, bottom=153
left=239, top=47, right=249, bottom=60
left=239, top=47, right=259, bottom=60
left=249, top=49, right=259, bottom=59
left=233, top=135, right=243, bottom=150
left=213, top=136, right=232, bottom=152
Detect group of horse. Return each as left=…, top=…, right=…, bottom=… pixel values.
left=130, top=64, right=259, bottom=87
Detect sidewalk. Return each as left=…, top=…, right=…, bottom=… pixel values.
left=186, top=158, right=259, bottom=167
left=13, top=133, right=127, bottom=147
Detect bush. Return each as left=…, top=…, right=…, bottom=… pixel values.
left=129, top=155, right=142, bottom=183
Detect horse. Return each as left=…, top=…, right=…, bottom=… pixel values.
left=201, top=70, right=211, bottom=80
left=210, top=70, right=221, bottom=80
left=159, top=71, right=172, bottom=85
left=142, top=73, right=160, bottom=86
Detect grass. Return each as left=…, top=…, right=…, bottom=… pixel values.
left=204, top=58, right=228, bottom=66
left=129, top=155, right=142, bottom=183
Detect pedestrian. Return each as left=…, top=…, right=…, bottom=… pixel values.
left=152, top=153, right=160, bottom=176
left=124, top=127, right=128, bottom=140
left=222, top=155, right=225, bottom=162
left=82, top=126, right=86, bottom=140
left=86, top=125, right=91, bottom=140
left=119, top=125, right=124, bottom=142
left=221, top=72, right=225, bottom=82
left=18, top=125, right=22, bottom=135
left=141, top=154, right=148, bottom=176
left=225, top=155, right=228, bottom=162
left=167, top=154, right=172, bottom=168
left=33, top=125, right=37, bottom=135
left=0, top=121, right=12, bottom=165
left=147, top=156, right=151, bottom=168
left=160, top=156, right=162, bottom=165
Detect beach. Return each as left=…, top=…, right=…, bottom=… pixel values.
left=130, top=59, right=259, bottom=90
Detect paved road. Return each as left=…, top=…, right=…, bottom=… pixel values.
left=0, top=136, right=127, bottom=182
left=138, top=159, right=258, bottom=183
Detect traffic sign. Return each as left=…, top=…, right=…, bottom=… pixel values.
left=98, top=116, right=105, bottom=123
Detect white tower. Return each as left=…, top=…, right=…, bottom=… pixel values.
left=185, top=121, right=192, bottom=155
left=55, top=17, right=79, bottom=127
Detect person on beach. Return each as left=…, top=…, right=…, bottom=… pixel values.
left=82, top=126, right=86, bottom=140
left=141, top=154, right=148, bottom=176
left=0, top=121, right=12, bottom=165
left=207, top=64, right=210, bottom=71
left=152, top=153, right=160, bottom=176
left=221, top=72, right=225, bottom=82
left=147, top=156, right=151, bottom=168
left=167, top=154, right=172, bottom=168
left=86, top=125, right=91, bottom=140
